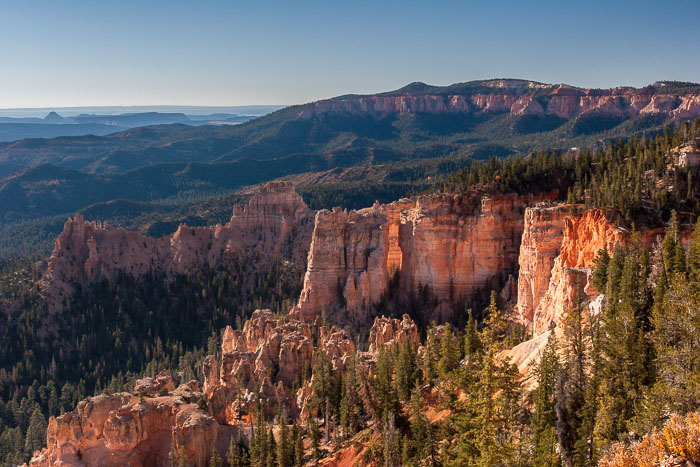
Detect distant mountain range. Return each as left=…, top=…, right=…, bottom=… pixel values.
left=0, top=108, right=282, bottom=143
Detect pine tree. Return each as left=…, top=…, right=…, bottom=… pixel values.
left=307, top=414, right=320, bottom=459
left=311, top=348, right=333, bottom=442
left=374, top=347, right=397, bottom=420
left=555, top=297, right=589, bottom=467
left=591, top=248, right=610, bottom=292
left=438, top=323, right=460, bottom=377
left=226, top=436, right=241, bottom=467
left=450, top=293, right=523, bottom=466
left=408, top=385, right=435, bottom=466
left=382, top=412, right=400, bottom=467
left=210, top=446, right=222, bottom=467
left=266, top=427, right=276, bottom=467
left=277, top=410, right=290, bottom=467
left=531, top=333, right=560, bottom=466
left=463, top=309, right=481, bottom=358
left=394, top=342, right=417, bottom=403
left=292, top=421, right=303, bottom=466
left=594, top=237, right=652, bottom=448
left=24, top=406, right=47, bottom=457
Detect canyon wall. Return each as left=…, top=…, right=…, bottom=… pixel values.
left=505, top=208, right=629, bottom=387
left=530, top=209, right=627, bottom=335
left=294, top=193, right=553, bottom=324
left=514, top=204, right=570, bottom=326
left=299, top=82, right=700, bottom=121
left=44, top=181, right=315, bottom=309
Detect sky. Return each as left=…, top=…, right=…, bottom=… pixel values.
left=1, top=0, right=699, bottom=108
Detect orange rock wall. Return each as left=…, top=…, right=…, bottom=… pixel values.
left=531, top=209, right=627, bottom=335
left=45, top=181, right=315, bottom=310
left=299, top=82, right=700, bottom=121
left=295, top=193, right=549, bottom=324
left=30, top=378, right=217, bottom=467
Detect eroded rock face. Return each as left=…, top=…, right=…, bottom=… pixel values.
left=368, top=314, right=419, bottom=353
left=298, top=81, right=700, bottom=122
left=295, top=193, right=552, bottom=324
left=531, top=209, right=627, bottom=335
left=30, top=376, right=217, bottom=467
left=134, top=370, right=176, bottom=397
left=503, top=208, right=628, bottom=387
left=204, top=310, right=315, bottom=424
left=45, top=181, right=315, bottom=310
left=515, top=204, right=570, bottom=326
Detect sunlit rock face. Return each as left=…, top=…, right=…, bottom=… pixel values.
left=294, top=192, right=554, bottom=325
left=504, top=208, right=628, bottom=388
left=531, top=209, right=627, bottom=335
left=44, top=181, right=315, bottom=310
left=30, top=374, right=217, bottom=467
left=298, top=82, right=700, bottom=121
left=515, top=204, right=570, bottom=327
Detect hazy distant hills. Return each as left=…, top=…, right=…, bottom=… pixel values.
left=1, top=78, right=699, bottom=257
left=0, top=107, right=279, bottom=144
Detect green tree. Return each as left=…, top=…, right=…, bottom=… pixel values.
left=438, top=323, right=460, bottom=377
left=24, top=406, right=47, bottom=457
left=210, top=446, right=223, bottom=467
left=531, top=334, right=560, bottom=466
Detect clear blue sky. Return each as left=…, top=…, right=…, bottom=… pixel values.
left=1, top=0, right=699, bottom=108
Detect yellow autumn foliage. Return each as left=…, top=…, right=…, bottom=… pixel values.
left=600, top=412, right=700, bottom=466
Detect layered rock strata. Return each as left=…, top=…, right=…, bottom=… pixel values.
left=515, top=204, right=570, bottom=326
left=44, top=181, right=315, bottom=310
left=530, top=209, right=627, bottom=335
left=505, top=208, right=628, bottom=385
left=295, top=193, right=553, bottom=324
left=299, top=81, right=700, bottom=121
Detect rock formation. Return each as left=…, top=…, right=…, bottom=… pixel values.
left=515, top=204, right=570, bottom=326
left=30, top=374, right=219, bottom=467
left=504, top=208, right=628, bottom=386
left=530, top=209, right=627, bottom=335
left=299, top=81, right=700, bottom=122
left=368, top=315, right=419, bottom=353
left=44, top=181, right=315, bottom=310
left=295, top=192, right=554, bottom=324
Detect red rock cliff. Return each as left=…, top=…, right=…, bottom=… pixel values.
left=30, top=375, right=219, bottom=467
left=294, top=193, right=551, bottom=324
left=531, top=209, right=627, bottom=335
left=515, top=204, right=570, bottom=326
left=45, top=181, right=315, bottom=310
left=298, top=81, right=700, bottom=121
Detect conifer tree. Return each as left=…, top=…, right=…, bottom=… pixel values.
left=277, top=410, right=290, bottom=467
left=24, top=407, right=47, bottom=458
left=395, top=342, right=417, bottom=403
left=291, top=421, right=303, bottom=466
left=408, top=385, right=435, bottom=466
left=226, top=435, right=242, bottom=467
left=594, top=237, right=652, bottom=448
left=307, top=414, right=320, bottom=459
left=556, top=297, right=588, bottom=467
left=210, top=446, right=222, bottom=467
left=438, top=323, right=460, bottom=377
left=374, top=347, right=398, bottom=420
left=531, top=333, right=560, bottom=466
